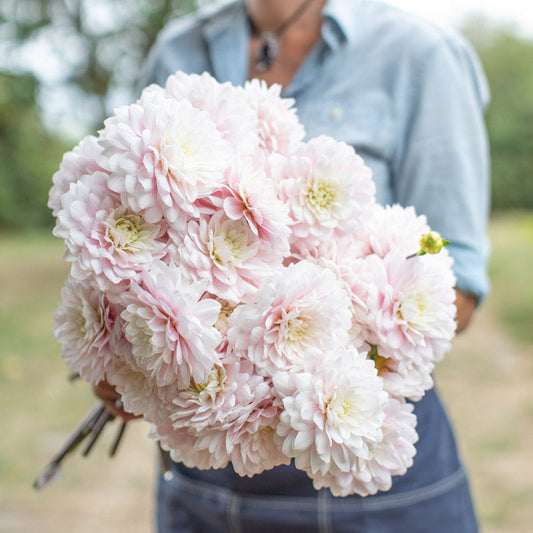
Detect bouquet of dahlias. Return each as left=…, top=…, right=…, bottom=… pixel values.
left=48, top=71, right=456, bottom=497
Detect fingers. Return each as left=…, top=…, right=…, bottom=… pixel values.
left=92, top=380, right=140, bottom=422
left=454, top=289, right=478, bottom=333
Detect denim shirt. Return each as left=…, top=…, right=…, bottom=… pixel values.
left=141, top=0, right=491, bottom=302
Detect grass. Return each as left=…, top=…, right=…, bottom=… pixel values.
left=0, top=230, right=156, bottom=533
left=488, top=211, right=533, bottom=343
left=0, top=213, right=532, bottom=532
left=0, top=231, right=86, bottom=482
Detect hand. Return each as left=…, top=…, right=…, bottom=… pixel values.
left=92, top=380, right=140, bottom=422
left=455, top=289, right=478, bottom=333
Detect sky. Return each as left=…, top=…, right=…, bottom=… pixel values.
left=384, top=0, right=533, bottom=37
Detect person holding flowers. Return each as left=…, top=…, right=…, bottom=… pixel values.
left=82, top=0, right=490, bottom=531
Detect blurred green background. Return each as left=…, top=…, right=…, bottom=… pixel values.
left=0, top=1, right=532, bottom=532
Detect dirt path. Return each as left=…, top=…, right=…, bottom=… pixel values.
left=437, top=300, right=533, bottom=533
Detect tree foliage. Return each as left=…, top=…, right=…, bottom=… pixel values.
left=1, top=0, right=198, bottom=132
left=461, top=17, right=533, bottom=210
left=0, top=72, right=69, bottom=228
left=0, top=0, right=201, bottom=230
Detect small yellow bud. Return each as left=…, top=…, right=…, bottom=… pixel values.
left=418, top=231, right=449, bottom=255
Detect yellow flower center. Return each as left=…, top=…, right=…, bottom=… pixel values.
left=397, top=292, right=430, bottom=328
left=325, top=390, right=355, bottom=421
left=188, top=366, right=225, bottom=396
left=107, top=214, right=142, bottom=251
left=306, top=179, right=337, bottom=212
left=285, top=316, right=310, bottom=342
left=210, top=227, right=248, bottom=266
left=77, top=312, right=89, bottom=338
left=189, top=378, right=209, bottom=394
left=179, top=142, right=192, bottom=157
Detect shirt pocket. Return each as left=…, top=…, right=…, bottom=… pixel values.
left=302, top=91, right=395, bottom=163
left=299, top=92, right=395, bottom=205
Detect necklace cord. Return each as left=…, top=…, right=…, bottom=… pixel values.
left=248, top=0, right=318, bottom=72
left=248, top=0, right=317, bottom=38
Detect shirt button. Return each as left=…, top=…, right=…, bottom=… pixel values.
left=163, top=470, right=175, bottom=481
left=329, top=106, right=343, bottom=120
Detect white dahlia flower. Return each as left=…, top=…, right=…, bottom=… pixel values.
left=173, top=211, right=271, bottom=304
left=274, top=346, right=388, bottom=477
left=189, top=364, right=290, bottom=476
left=169, top=360, right=235, bottom=433
left=352, top=250, right=456, bottom=399
left=227, top=260, right=352, bottom=375
left=153, top=423, right=231, bottom=471
left=221, top=153, right=291, bottom=257
left=226, top=394, right=290, bottom=477
left=106, top=355, right=174, bottom=424
left=363, top=204, right=431, bottom=258
left=366, top=347, right=435, bottom=401
left=309, top=397, right=418, bottom=496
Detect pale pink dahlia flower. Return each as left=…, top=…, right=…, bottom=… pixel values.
left=274, top=347, right=388, bottom=477
left=169, top=359, right=238, bottom=433
left=212, top=297, right=237, bottom=339
left=106, top=355, right=175, bottom=424
left=53, top=172, right=168, bottom=291
left=153, top=423, right=231, bottom=470
left=190, top=362, right=290, bottom=476
left=308, top=397, right=418, bottom=497
left=220, top=154, right=291, bottom=256
left=165, top=71, right=259, bottom=153
left=119, top=262, right=222, bottom=388
left=227, top=260, right=352, bottom=375
left=367, top=352, right=435, bottom=401
left=173, top=211, right=272, bottom=304
left=48, top=135, right=105, bottom=216
left=274, top=136, right=375, bottom=248
left=289, top=237, right=376, bottom=351
left=155, top=359, right=288, bottom=474
left=290, top=236, right=371, bottom=303
left=226, top=393, right=290, bottom=477
left=54, top=275, right=121, bottom=384
left=243, top=79, right=305, bottom=155
left=362, top=204, right=431, bottom=258
left=100, top=87, right=231, bottom=227
left=352, top=250, right=456, bottom=399
left=169, top=358, right=268, bottom=432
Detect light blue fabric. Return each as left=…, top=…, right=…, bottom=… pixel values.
left=141, top=0, right=491, bottom=301
left=140, top=1, right=489, bottom=531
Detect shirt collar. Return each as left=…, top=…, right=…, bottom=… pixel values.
left=200, top=0, right=361, bottom=85
left=201, top=1, right=249, bottom=85
left=323, top=0, right=360, bottom=46
left=202, top=0, right=360, bottom=41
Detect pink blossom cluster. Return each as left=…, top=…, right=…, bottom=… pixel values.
left=49, top=72, right=457, bottom=497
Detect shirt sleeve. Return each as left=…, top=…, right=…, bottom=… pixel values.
left=392, top=34, right=491, bottom=301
